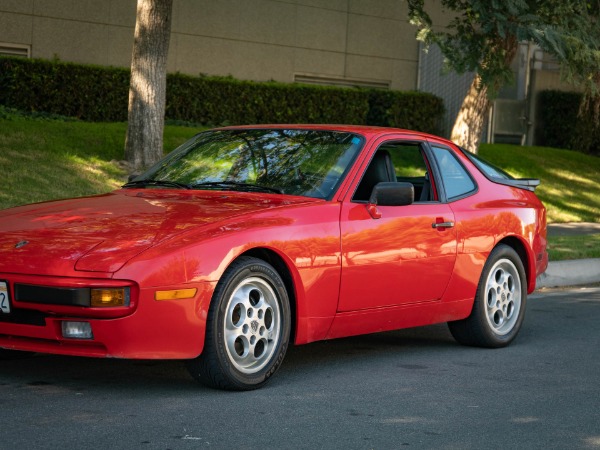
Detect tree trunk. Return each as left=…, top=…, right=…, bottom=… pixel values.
left=450, top=74, right=490, bottom=154
left=450, top=36, right=518, bottom=154
left=125, top=0, right=173, bottom=174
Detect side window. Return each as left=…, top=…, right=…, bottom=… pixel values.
left=353, top=142, right=435, bottom=202
left=431, top=146, right=476, bottom=200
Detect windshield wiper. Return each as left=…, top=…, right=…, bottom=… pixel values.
left=122, top=179, right=192, bottom=190
left=192, top=181, right=284, bottom=194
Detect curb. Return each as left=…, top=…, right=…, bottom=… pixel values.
left=536, top=258, right=600, bottom=289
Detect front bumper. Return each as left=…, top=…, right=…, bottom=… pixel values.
left=0, top=273, right=214, bottom=359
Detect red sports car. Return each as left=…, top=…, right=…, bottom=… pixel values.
left=0, top=125, right=547, bottom=390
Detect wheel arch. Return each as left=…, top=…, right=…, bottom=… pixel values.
left=496, top=235, right=535, bottom=293
left=238, top=248, right=299, bottom=344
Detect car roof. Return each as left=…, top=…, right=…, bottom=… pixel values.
left=213, top=124, right=452, bottom=144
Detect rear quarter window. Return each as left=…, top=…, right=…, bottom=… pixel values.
left=431, top=146, right=476, bottom=201
left=463, top=150, right=514, bottom=180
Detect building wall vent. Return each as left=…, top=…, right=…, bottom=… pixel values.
left=294, top=73, right=390, bottom=90
left=0, top=43, right=31, bottom=58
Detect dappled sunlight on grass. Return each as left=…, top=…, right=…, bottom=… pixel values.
left=0, top=150, right=127, bottom=208
left=548, top=234, right=600, bottom=260
left=66, top=155, right=127, bottom=189
left=544, top=168, right=598, bottom=187
left=0, top=116, right=203, bottom=210
left=480, top=144, right=600, bottom=223
left=1, top=118, right=598, bottom=224
left=0, top=121, right=124, bottom=209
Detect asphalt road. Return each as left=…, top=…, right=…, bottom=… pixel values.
left=1, top=286, right=600, bottom=450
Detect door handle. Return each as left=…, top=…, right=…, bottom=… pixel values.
left=432, top=221, right=454, bottom=229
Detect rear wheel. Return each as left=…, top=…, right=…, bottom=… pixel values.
left=449, top=244, right=527, bottom=348
left=186, top=256, right=291, bottom=390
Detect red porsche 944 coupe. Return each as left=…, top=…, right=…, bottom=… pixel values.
left=0, top=125, right=547, bottom=390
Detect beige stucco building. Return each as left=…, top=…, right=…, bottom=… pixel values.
left=0, top=0, right=576, bottom=144
left=0, top=0, right=441, bottom=91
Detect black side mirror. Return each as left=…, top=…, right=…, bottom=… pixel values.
left=366, top=182, right=414, bottom=219
left=370, top=182, right=414, bottom=206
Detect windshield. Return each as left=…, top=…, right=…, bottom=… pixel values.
left=126, top=129, right=363, bottom=199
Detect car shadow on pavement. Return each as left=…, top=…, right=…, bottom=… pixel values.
left=281, top=323, right=459, bottom=374
left=0, top=323, right=460, bottom=393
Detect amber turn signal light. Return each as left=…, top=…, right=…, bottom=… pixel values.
left=90, top=288, right=129, bottom=307
left=155, top=288, right=197, bottom=301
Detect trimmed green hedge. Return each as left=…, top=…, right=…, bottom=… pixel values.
left=166, top=74, right=370, bottom=126
left=0, top=56, right=444, bottom=134
left=367, top=90, right=445, bottom=133
left=0, top=57, right=130, bottom=122
left=537, top=90, right=600, bottom=155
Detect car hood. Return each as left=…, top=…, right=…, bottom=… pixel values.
left=0, top=189, right=316, bottom=275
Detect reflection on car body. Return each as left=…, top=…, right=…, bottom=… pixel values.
left=0, top=125, right=547, bottom=390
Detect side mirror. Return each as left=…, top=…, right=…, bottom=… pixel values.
left=367, top=182, right=414, bottom=219
left=370, top=182, right=414, bottom=206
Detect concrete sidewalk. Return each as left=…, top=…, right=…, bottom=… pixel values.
left=537, top=222, right=600, bottom=289
left=537, top=258, right=600, bottom=288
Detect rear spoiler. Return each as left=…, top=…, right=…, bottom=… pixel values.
left=492, top=178, right=540, bottom=192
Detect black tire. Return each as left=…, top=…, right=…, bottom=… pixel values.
left=0, top=349, right=34, bottom=360
left=448, top=244, right=527, bottom=348
left=186, top=256, right=291, bottom=390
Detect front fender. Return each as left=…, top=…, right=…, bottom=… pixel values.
left=115, top=202, right=343, bottom=345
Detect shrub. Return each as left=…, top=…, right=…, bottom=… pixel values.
left=0, top=57, right=130, bottom=121
left=367, top=90, right=444, bottom=133
left=0, top=56, right=444, bottom=134
left=536, top=90, right=600, bottom=155
left=165, top=74, right=369, bottom=126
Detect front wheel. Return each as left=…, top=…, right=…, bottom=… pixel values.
left=449, top=244, right=527, bottom=348
left=186, top=256, right=291, bottom=390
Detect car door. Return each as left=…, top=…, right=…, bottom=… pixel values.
left=337, top=138, right=457, bottom=311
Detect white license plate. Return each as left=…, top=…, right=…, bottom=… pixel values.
left=0, top=281, right=10, bottom=313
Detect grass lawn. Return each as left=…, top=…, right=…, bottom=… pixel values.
left=479, top=143, right=600, bottom=224
left=548, top=234, right=600, bottom=261
left=1, top=111, right=598, bottom=260
left=0, top=116, right=200, bottom=208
